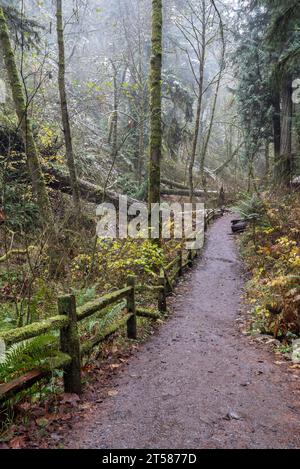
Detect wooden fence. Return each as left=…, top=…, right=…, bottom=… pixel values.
left=0, top=209, right=221, bottom=401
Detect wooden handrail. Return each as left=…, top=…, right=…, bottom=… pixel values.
left=165, top=255, right=181, bottom=272
left=0, top=315, right=69, bottom=347
left=77, top=287, right=132, bottom=321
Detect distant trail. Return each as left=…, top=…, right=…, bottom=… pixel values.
left=66, top=215, right=300, bottom=449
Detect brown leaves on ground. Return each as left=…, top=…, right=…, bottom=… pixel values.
left=0, top=338, right=137, bottom=449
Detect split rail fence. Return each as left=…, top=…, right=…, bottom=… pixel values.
left=0, top=209, right=221, bottom=401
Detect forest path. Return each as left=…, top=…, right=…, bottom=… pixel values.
left=67, top=215, right=300, bottom=449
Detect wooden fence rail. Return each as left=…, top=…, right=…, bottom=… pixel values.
left=0, top=208, right=222, bottom=401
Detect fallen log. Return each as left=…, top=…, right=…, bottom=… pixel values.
left=161, top=188, right=218, bottom=197
left=45, top=166, right=139, bottom=207
left=161, top=178, right=188, bottom=190
left=231, top=220, right=247, bottom=233
left=0, top=155, right=139, bottom=208
left=48, top=168, right=219, bottom=204
left=0, top=353, right=71, bottom=402
left=0, top=369, right=47, bottom=402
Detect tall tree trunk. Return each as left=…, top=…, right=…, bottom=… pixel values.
left=56, top=0, right=81, bottom=213
left=189, top=0, right=206, bottom=202
left=189, top=85, right=203, bottom=201
left=149, top=0, right=163, bottom=208
left=272, top=90, right=281, bottom=173
left=279, top=74, right=293, bottom=185
left=0, top=6, right=54, bottom=229
left=199, top=0, right=225, bottom=189
left=137, top=103, right=145, bottom=184
left=110, top=67, right=118, bottom=160
left=264, top=139, right=270, bottom=182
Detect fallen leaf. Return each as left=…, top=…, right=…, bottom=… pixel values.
left=60, top=393, right=80, bottom=405
left=107, top=390, right=118, bottom=397
left=10, top=436, right=27, bottom=449
left=110, top=364, right=121, bottom=370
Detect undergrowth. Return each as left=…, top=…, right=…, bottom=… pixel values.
left=237, top=191, right=300, bottom=340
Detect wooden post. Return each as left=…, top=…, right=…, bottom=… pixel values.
left=179, top=250, right=183, bottom=276
left=127, top=276, right=137, bottom=339
left=188, top=249, right=193, bottom=267
left=58, top=295, right=82, bottom=395
left=158, top=269, right=167, bottom=313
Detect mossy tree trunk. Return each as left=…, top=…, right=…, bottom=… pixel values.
left=0, top=6, right=55, bottom=229
left=56, top=0, right=81, bottom=214
left=110, top=61, right=119, bottom=161
left=264, top=139, right=270, bottom=181
left=279, top=74, right=293, bottom=185
left=272, top=89, right=281, bottom=176
left=149, top=0, right=163, bottom=209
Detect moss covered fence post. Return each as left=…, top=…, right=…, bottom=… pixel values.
left=127, top=276, right=137, bottom=339
left=58, top=295, right=82, bottom=394
left=158, top=269, right=167, bottom=313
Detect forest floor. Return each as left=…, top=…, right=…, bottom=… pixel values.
left=34, top=215, right=300, bottom=449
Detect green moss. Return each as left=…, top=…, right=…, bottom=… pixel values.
left=0, top=315, right=68, bottom=347
left=149, top=0, right=163, bottom=207
left=136, top=308, right=160, bottom=320
left=77, top=287, right=132, bottom=321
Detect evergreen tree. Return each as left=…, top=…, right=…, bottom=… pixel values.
left=234, top=0, right=300, bottom=185
left=233, top=2, right=273, bottom=166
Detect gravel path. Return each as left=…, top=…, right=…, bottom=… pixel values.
left=68, top=215, right=300, bottom=449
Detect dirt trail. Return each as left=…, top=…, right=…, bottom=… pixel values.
left=67, top=215, right=300, bottom=449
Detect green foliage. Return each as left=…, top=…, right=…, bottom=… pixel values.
left=233, top=2, right=273, bottom=160
left=0, top=153, right=40, bottom=231
left=116, top=173, right=147, bottom=200
left=233, top=193, right=267, bottom=225
left=240, top=192, right=300, bottom=338
left=79, top=301, right=126, bottom=337
left=71, top=286, right=97, bottom=307
left=0, top=303, right=17, bottom=332
left=72, top=239, right=165, bottom=289
left=0, top=333, right=58, bottom=382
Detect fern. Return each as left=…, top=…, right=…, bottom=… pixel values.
left=80, top=301, right=126, bottom=337
left=0, top=333, right=58, bottom=383
left=233, top=194, right=267, bottom=224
